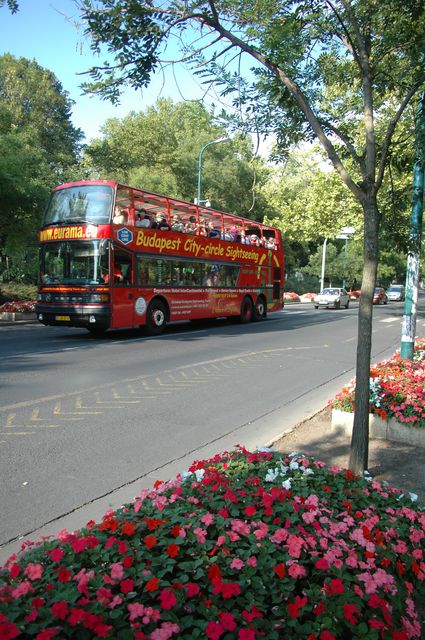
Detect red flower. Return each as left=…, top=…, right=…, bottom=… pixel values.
left=207, top=564, right=222, bottom=582
left=120, top=578, right=134, bottom=594
left=315, top=558, right=329, bottom=570
left=324, top=578, right=344, bottom=595
left=68, top=608, right=85, bottom=626
left=273, top=563, right=286, bottom=578
left=50, top=548, right=64, bottom=563
left=51, top=601, right=69, bottom=620
left=123, top=555, right=134, bottom=568
left=159, top=588, right=177, bottom=610
left=219, top=612, right=236, bottom=631
left=121, top=521, right=135, bottom=536
left=0, top=616, right=20, bottom=640
left=57, top=568, right=71, bottom=583
left=143, top=534, right=157, bottom=549
left=206, top=621, right=224, bottom=639
left=288, top=595, right=308, bottom=619
left=343, top=603, right=359, bottom=624
left=145, top=577, right=159, bottom=592
left=244, top=506, right=256, bottom=517
left=166, top=544, right=179, bottom=558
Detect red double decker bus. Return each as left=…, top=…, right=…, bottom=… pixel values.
left=35, top=180, right=284, bottom=335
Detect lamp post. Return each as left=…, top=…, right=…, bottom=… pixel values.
left=196, top=137, right=230, bottom=205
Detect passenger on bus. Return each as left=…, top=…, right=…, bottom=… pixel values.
left=113, top=207, right=127, bottom=224
left=250, top=234, right=260, bottom=246
left=197, top=217, right=208, bottom=237
left=153, top=213, right=171, bottom=230
left=266, top=236, right=276, bottom=249
left=171, top=215, right=185, bottom=232
left=184, top=216, right=197, bottom=234
left=135, top=209, right=152, bottom=227
left=207, top=221, right=220, bottom=238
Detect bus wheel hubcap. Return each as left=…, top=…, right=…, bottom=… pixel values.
left=153, top=310, right=164, bottom=326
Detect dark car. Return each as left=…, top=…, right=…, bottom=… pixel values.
left=373, top=287, right=388, bottom=305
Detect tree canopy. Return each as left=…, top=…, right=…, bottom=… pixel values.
left=84, top=98, right=271, bottom=218
left=0, top=54, right=83, bottom=270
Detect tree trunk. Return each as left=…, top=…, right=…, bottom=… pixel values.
left=349, top=197, right=380, bottom=473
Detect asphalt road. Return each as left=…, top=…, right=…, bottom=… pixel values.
left=1, top=298, right=424, bottom=563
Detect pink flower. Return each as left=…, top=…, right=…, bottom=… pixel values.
left=286, top=534, right=304, bottom=558
left=110, top=562, right=124, bottom=580
left=127, top=602, right=145, bottom=621
left=24, top=563, right=43, bottom=581
left=201, top=513, right=214, bottom=526
left=230, top=558, right=244, bottom=570
left=287, top=562, right=306, bottom=578
left=194, top=527, right=207, bottom=543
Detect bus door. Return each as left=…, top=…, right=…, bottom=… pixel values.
left=110, top=248, right=135, bottom=328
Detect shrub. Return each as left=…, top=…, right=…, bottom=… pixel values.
left=1, top=448, right=424, bottom=639
left=331, top=339, right=425, bottom=427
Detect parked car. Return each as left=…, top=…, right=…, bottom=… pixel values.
left=373, top=287, right=388, bottom=305
left=313, top=288, right=350, bottom=309
left=386, top=284, right=405, bottom=301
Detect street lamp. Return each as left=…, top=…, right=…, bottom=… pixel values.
left=196, top=137, right=230, bottom=206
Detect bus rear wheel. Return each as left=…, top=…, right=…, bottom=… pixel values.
left=240, top=296, right=253, bottom=324
left=146, top=299, right=167, bottom=335
left=253, top=296, right=266, bottom=321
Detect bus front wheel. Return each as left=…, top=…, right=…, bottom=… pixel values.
left=146, top=300, right=167, bottom=335
left=240, top=296, right=253, bottom=324
left=253, top=296, right=266, bottom=321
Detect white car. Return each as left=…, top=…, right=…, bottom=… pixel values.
left=386, top=284, right=405, bottom=301
left=313, top=287, right=350, bottom=309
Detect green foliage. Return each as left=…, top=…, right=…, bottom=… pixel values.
left=84, top=98, right=271, bottom=218
left=0, top=54, right=83, bottom=268
left=0, top=281, right=37, bottom=304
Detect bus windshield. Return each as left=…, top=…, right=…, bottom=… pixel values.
left=43, top=185, right=113, bottom=226
left=40, top=240, right=109, bottom=285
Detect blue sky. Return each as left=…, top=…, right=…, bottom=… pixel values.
left=0, top=0, right=214, bottom=142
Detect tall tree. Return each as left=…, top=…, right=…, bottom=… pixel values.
left=0, top=54, right=83, bottom=262
left=84, top=98, right=271, bottom=217
left=80, top=0, right=425, bottom=472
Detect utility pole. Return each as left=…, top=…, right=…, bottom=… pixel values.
left=401, top=93, right=424, bottom=359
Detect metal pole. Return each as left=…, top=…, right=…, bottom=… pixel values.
left=401, top=93, right=424, bottom=359
left=197, top=137, right=230, bottom=205
left=320, top=238, right=327, bottom=292
left=343, top=238, right=348, bottom=289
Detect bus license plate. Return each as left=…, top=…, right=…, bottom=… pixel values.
left=55, top=315, right=71, bottom=321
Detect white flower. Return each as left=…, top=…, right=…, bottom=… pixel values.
left=195, top=469, right=205, bottom=482
left=282, top=478, right=292, bottom=490
left=408, top=492, right=418, bottom=502
left=289, top=460, right=299, bottom=470
left=265, top=469, right=279, bottom=482
left=303, top=468, right=314, bottom=476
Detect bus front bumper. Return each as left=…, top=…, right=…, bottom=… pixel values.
left=35, top=304, right=111, bottom=330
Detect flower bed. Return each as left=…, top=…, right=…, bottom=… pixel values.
left=1, top=448, right=425, bottom=639
left=0, top=300, right=36, bottom=314
left=284, top=292, right=300, bottom=303
left=331, top=339, right=425, bottom=428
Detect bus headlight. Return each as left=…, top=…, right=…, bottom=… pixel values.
left=90, top=294, right=110, bottom=303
